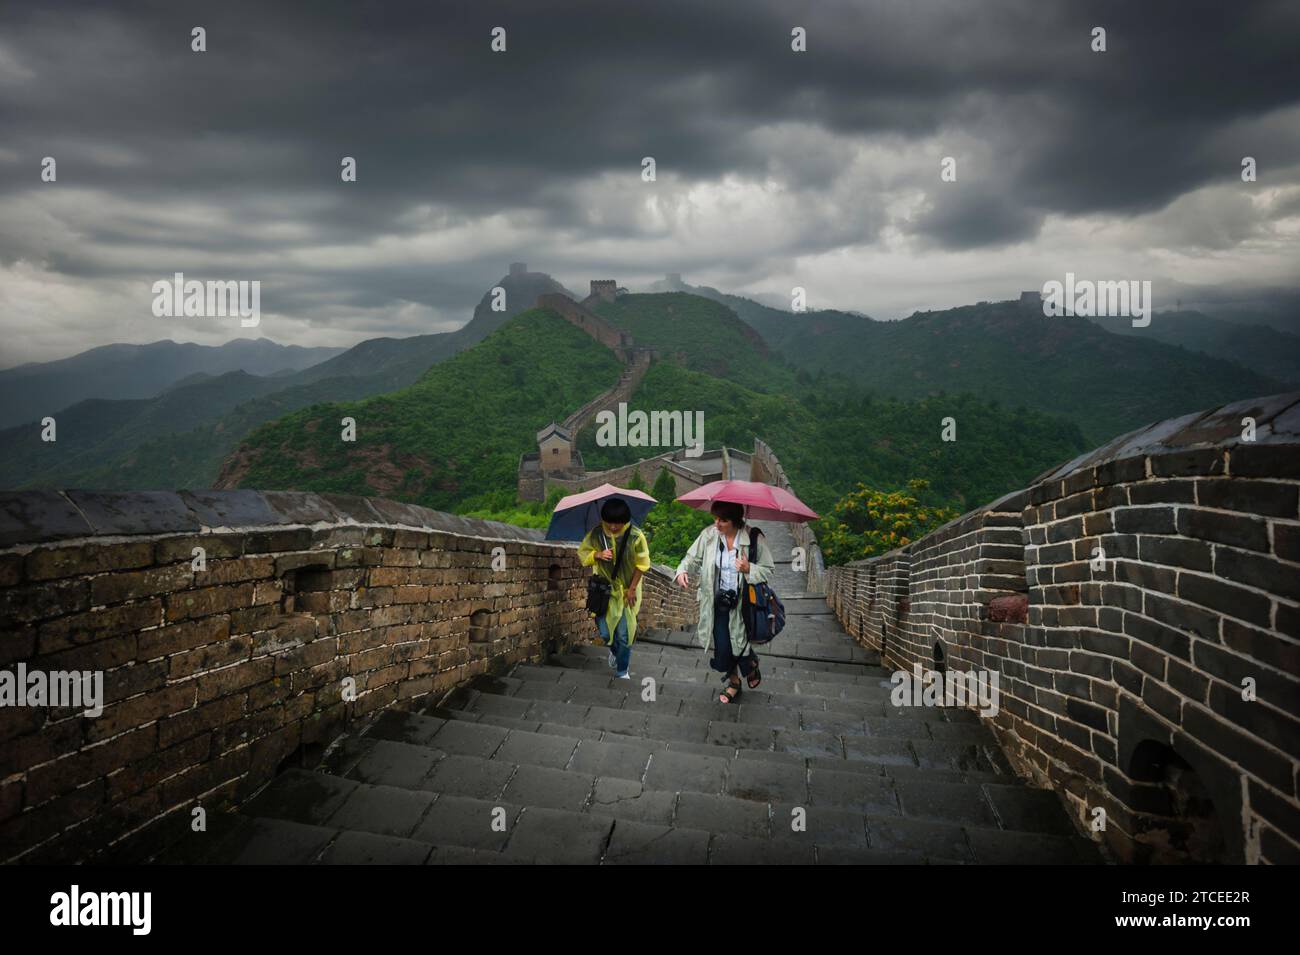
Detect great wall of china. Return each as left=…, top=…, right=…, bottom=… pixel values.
left=0, top=277, right=1295, bottom=863
left=827, top=392, right=1299, bottom=863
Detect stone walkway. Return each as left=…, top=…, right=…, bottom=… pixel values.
left=168, top=520, right=1101, bottom=864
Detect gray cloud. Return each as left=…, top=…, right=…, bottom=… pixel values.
left=0, top=0, right=1297, bottom=365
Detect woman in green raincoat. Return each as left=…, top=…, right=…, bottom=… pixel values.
left=674, top=501, right=775, bottom=702
left=577, top=498, right=652, bottom=679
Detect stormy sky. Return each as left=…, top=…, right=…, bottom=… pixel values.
left=1, top=0, right=1297, bottom=366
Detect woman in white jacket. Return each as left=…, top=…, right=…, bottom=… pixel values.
left=674, top=501, right=776, bottom=703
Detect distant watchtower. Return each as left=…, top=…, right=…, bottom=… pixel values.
left=590, top=280, right=618, bottom=303
left=536, top=422, right=575, bottom=472
left=510, top=262, right=527, bottom=276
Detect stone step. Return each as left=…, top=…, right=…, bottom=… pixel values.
left=350, top=708, right=1033, bottom=810
left=466, top=670, right=1004, bottom=749
left=454, top=661, right=1006, bottom=748
left=531, top=658, right=880, bottom=688
left=538, top=662, right=892, bottom=700
left=552, top=646, right=904, bottom=699
left=428, top=701, right=1019, bottom=784
left=558, top=640, right=885, bottom=682
left=638, top=627, right=879, bottom=665
left=196, top=743, right=1095, bottom=863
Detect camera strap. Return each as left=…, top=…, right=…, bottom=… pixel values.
left=715, top=528, right=743, bottom=598
left=715, top=529, right=726, bottom=599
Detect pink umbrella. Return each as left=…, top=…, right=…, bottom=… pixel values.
left=546, top=483, right=658, bottom=541
left=676, top=480, right=819, bottom=522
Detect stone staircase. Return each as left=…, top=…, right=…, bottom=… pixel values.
left=162, top=521, right=1102, bottom=865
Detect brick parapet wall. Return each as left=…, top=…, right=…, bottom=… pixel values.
left=824, top=391, right=1300, bottom=863
left=0, top=489, right=697, bottom=862
left=536, top=293, right=630, bottom=359
left=532, top=449, right=728, bottom=501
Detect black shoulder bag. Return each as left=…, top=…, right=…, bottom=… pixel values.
left=585, top=527, right=632, bottom=618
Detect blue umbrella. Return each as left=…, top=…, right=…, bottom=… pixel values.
left=544, top=482, right=658, bottom=541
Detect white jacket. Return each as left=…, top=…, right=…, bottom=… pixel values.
left=675, top=524, right=776, bottom=656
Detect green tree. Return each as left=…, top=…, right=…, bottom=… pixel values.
left=651, top=467, right=677, bottom=504
left=817, top=478, right=959, bottom=566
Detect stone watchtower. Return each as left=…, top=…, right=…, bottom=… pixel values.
left=536, top=421, right=574, bottom=472
left=590, top=280, right=618, bottom=303
left=510, top=262, right=527, bottom=276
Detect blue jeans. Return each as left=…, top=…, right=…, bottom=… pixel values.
left=596, top=611, right=632, bottom=676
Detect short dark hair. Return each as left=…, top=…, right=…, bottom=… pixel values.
left=709, top=500, right=744, bottom=527
left=600, top=497, right=632, bottom=523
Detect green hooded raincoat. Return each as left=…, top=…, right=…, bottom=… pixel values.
left=577, top=521, right=652, bottom=644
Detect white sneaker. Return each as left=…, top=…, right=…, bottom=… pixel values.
left=616, top=671, right=631, bottom=680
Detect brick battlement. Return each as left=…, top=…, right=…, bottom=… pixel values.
left=826, top=391, right=1300, bottom=864
left=0, top=490, right=696, bottom=862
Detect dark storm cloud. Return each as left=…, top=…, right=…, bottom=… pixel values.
left=912, top=188, right=1044, bottom=250
left=0, top=0, right=1297, bottom=361
left=6, top=0, right=1297, bottom=225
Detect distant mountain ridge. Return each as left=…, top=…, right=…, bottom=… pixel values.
left=1, top=270, right=1292, bottom=492
left=0, top=267, right=579, bottom=490
left=647, top=277, right=1289, bottom=445
left=1087, top=310, right=1300, bottom=387
left=0, top=338, right=345, bottom=429
left=216, top=308, right=623, bottom=506
left=290, top=267, right=576, bottom=388
left=219, top=300, right=1091, bottom=519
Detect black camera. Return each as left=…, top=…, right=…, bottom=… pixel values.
left=716, top=588, right=738, bottom=610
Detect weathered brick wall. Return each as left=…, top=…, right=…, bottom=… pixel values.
left=640, top=563, right=698, bottom=634
left=825, top=392, right=1300, bottom=864
left=536, top=293, right=630, bottom=358
left=544, top=450, right=719, bottom=500
left=0, top=489, right=696, bottom=863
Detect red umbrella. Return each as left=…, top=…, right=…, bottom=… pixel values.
left=675, top=479, right=819, bottom=522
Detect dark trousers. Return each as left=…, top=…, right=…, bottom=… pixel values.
left=710, top=595, right=757, bottom=678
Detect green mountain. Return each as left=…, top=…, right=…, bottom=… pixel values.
left=589, top=292, right=780, bottom=382
left=651, top=280, right=1286, bottom=446
left=290, top=267, right=575, bottom=387
left=577, top=356, right=1086, bottom=517
left=0, top=267, right=576, bottom=491
left=1087, top=310, right=1300, bottom=387
left=220, top=293, right=1088, bottom=522
left=218, top=308, right=624, bottom=507
left=7, top=276, right=1286, bottom=510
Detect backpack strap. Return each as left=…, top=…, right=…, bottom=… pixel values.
left=611, top=524, right=638, bottom=580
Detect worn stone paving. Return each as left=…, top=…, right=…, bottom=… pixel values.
left=171, top=520, right=1102, bottom=865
